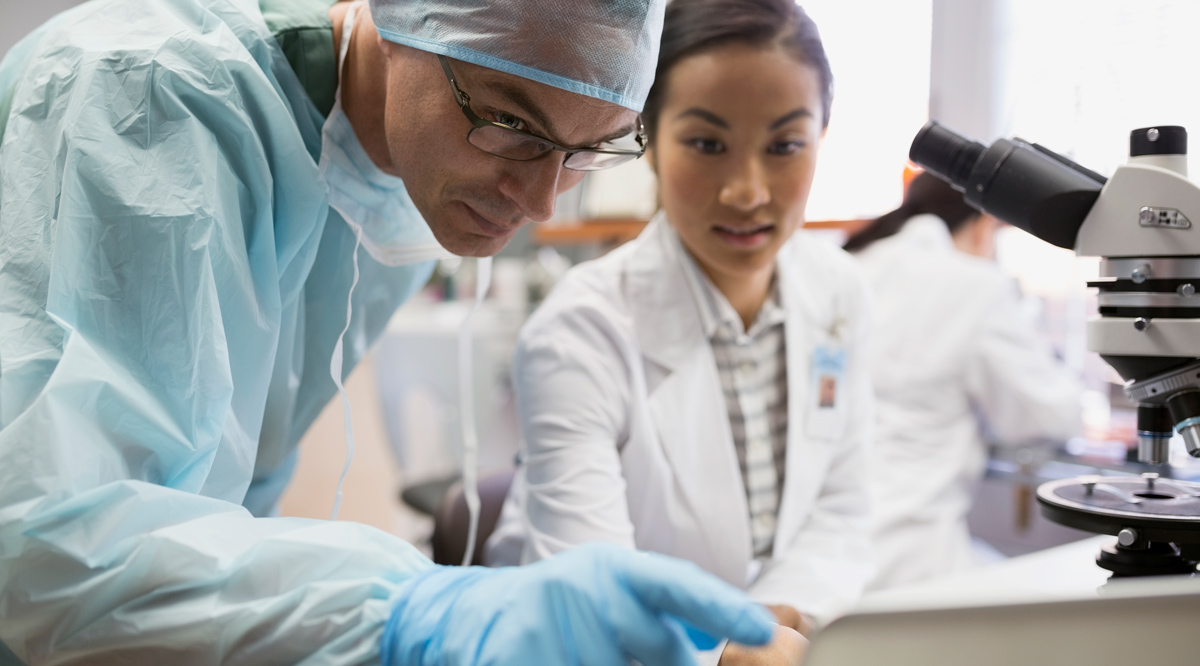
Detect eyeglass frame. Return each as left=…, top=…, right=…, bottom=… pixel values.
left=437, top=55, right=646, bottom=170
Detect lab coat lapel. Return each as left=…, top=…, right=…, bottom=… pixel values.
left=773, top=241, right=837, bottom=552
left=627, top=218, right=752, bottom=585
left=627, top=217, right=700, bottom=373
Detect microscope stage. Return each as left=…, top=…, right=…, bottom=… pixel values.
left=1038, top=476, right=1200, bottom=536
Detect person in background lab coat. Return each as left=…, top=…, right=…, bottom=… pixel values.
left=845, top=172, right=1082, bottom=591
left=488, top=1, right=874, bottom=663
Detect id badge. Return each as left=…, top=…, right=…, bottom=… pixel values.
left=805, top=344, right=847, bottom=437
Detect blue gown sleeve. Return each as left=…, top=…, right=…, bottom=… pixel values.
left=0, top=1, right=433, bottom=662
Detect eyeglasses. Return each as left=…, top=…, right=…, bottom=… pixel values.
left=438, top=55, right=645, bottom=171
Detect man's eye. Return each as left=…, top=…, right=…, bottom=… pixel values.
left=768, top=140, right=806, bottom=155
left=687, top=138, right=724, bottom=154
left=494, top=112, right=529, bottom=132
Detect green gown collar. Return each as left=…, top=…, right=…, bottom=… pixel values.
left=260, top=0, right=339, bottom=118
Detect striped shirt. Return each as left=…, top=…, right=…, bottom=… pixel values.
left=677, top=241, right=789, bottom=559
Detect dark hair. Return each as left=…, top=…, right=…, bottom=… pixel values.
left=843, top=172, right=982, bottom=253
left=641, top=0, right=834, bottom=145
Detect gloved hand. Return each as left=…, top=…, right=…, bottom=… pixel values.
left=381, top=542, right=775, bottom=666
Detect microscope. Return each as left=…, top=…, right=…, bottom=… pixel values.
left=909, top=122, right=1200, bottom=578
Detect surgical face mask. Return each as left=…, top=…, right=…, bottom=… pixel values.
left=319, top=3, right=450, bottom=267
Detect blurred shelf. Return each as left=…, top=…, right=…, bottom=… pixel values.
left=533, top=218, right=872, bottom=246
left=805, top=218, right=872, bottom=233
left=533, top=218, right=648, bottom=246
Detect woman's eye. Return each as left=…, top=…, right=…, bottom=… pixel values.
left=493, top=112, right=529, bottom=132
left=768, top=140, right=806, bottom=155
left=687, top=138, right=724, bottom=154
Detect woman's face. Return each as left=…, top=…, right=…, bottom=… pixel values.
left=649, top=44, right=825, bottom=283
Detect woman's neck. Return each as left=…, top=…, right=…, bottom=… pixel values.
left=698, top=259, right=776, bottom=332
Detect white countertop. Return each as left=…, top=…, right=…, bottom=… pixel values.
left=806, top=537, right=1200, bottom=666
left=855, top=535, right=1115, bottom=614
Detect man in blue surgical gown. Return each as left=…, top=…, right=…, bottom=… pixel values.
left=0, top=0, right=783, bottom=663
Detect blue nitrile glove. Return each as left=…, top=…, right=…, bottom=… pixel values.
left=380, top=542, right=774, bottom=666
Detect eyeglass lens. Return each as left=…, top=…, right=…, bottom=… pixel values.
left=563, top=151, right=638, bottom=171
left=467, top=126, right=641, bottom=171
left=467, top=125, right=554, bottom=161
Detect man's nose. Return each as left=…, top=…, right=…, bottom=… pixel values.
left=718, top=157, right=771, bottom=212
left=498, top=154, right=568, bottom=223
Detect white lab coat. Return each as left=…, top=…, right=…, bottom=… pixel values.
left=854, top=215, right=1082, bottom=590
left=488, top=214, right=875, bottom=625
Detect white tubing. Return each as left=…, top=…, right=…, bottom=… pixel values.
left=458, top=256, right=492, bottom=565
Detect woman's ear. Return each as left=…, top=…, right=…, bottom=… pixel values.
left=645, top=145, right=658, bottom=173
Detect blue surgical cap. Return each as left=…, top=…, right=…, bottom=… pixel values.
left=369, top=0, right=664, bottom=112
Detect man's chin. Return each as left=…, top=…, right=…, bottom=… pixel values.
left=431, top=226, right=515, bottom=258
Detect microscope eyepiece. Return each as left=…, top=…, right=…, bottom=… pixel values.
left=908, top=121, right=1106, bottom=250
left=909, top=122, right=986, bottom=190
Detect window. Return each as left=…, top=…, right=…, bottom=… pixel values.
left=1001, top=0, right=1200, bottom=176
left=802, top=0, right=932, bottom=221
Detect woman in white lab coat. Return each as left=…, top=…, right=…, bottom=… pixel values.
left=488, top=0, right=874, bottom=660
left=845, top=172, right=1082, bottom=591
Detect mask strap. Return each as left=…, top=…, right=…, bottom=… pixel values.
left=458, top=257, right=492, bottom=564
left=335, top=2, right=360, bottom=85
left=330, top=227, right=364, bottom=521
left=328, top=1, right=365, bottom=521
